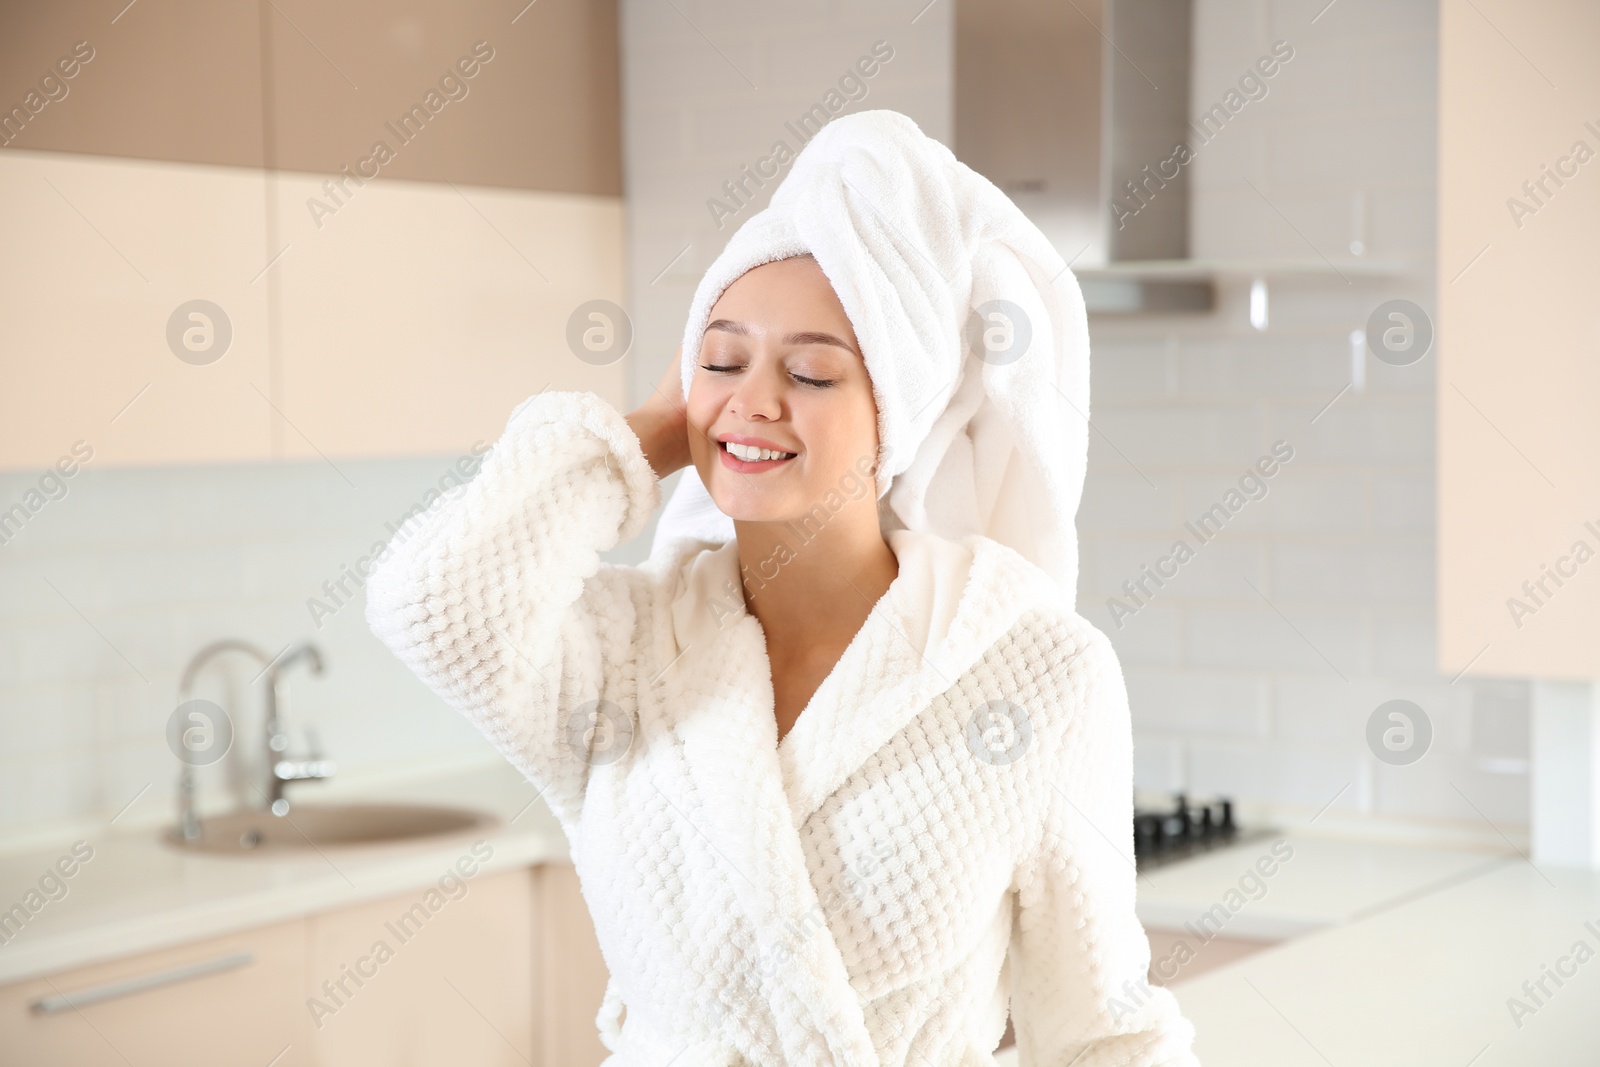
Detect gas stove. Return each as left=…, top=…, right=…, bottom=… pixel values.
left=1133, top=792, right=1247, bottom=870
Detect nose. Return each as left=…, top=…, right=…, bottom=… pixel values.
left=727, top=360, right=783, bottom=422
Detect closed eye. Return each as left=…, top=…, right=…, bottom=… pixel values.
left=699, top=363, right=837, bottom=388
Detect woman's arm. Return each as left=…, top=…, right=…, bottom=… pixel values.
left=363, top=356, right=688, bottom=827
left=1006, top=624, right=1202, bottom=1066
left=625, top=344, right=694, bottom=481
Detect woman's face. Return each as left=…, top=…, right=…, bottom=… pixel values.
left=686, top=255, right=881, bottom=528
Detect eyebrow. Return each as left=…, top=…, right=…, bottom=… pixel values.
left=704, top=319, right=859, bottom=357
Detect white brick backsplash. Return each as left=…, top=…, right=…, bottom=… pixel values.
left=0, top=453, right=525, bottom=836
left=1266, top=113, right=1436, bottom=190
left=1246, top=469, right=1368, bottom=534
left=1366, top=187, right=1439, bottom=259
left=1372, top=612, right=1437, bottom=677
left=1132, top=734, right=1188, bottom=793
left=1190, top=186, right=1296, bottom=261
left=104, top=542, right=247, bottom=609
left=1089, top=338, right=1175, bottom=399
left=1365, top=347, right=1437, bottom=397
left=0, top=630, right=16, bottom=688
left=1126, top=671, right=1268, bottom=737
left=3, top=684, right=96, bottom=757
left=687, top=98, right=830, bottom=157
left=1, top=552, right=105, bottom=615
left=758, top=30, right=909, bottom=91
left=1178, top=335, right=1350, bottom=397
left=1273, top=399, right=1434, bottom=464
left=1372, top=751, right=1528, bottom=824
left=1271, top=0, right=1436, bottom=47
left=10, top=752, right=98, bottom=826
left=1086, top=534, right=1268, bottom=611
left=1270, top=674, right=1456, bottom=745
left=95, top=675, right=168, bottom=746
left=1170, top=537, right=1271, bottom=599
left=13, top=473, right=169, bottom=547
left=656, top=0, right=843, bottom=39
left=1184, top=604, right=1366, bottom=676
left=1099, top=603, right=1183, bottom=668
left=1261, top=34, right=1436, bottom=117
left=1089, top=405, right=1268, bottom=467
left=1077, top=473, right=1179, bottom=532
left=623, top=37, right=765, bottom=99
left=1252, top=277, right=1424, bottom=334
left=1269, top=542, right=1433, bottom=603
left=1270, top=673, right=1371, bottom=743
left=1188, top=740, right=1362, bottom=813
left=625, top=106, right=690, bottom=167
left=1081, top=534, right=1267, bottom=601
left=1371, top=472, right=1434, bottom=532
left=97, top=742, right=174, bottom=827
left=1174, top=462, right=1362, bottom=534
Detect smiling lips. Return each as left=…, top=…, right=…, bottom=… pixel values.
left=717, top=436, right=798, bottom=470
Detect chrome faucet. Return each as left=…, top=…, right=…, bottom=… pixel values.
left=172, top=638, right=335, bottom=841
left=263, top=640, right=335, bottom=814
left=175, top=639, right=273, bottom=842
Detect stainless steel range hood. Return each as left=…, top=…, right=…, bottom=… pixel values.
left=954, top=0, right=1208, bottom=313
left=955, top=0, right=1400, bottom=317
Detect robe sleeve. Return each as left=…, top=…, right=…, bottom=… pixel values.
left=363, top=390, right=661, bottom=828
left=1005, top=625, right=1202, bottom=1066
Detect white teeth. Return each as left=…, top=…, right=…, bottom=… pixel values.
left=725, top=441, right=794, bottom=462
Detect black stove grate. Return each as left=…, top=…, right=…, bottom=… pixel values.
left=1133, top=792, right=1241, bottom=870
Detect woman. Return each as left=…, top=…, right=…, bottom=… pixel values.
left=365, top=110, right=1199, bottom=1065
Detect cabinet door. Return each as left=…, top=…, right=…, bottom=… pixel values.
left=305, top=868, right=535, bottom=1066
left=534, top=861, right=612, bottom=1067
left=0, top=917, right=309, bottom=1066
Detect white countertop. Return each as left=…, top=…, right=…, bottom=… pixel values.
left=0, top=760, right=567, bottom=986
left=1173, top=856, right=1600, bottom=1065
left=1134, top=829, right=1512, bottom=940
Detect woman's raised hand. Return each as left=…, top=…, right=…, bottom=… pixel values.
left=624, top=345, right=694, bottom=481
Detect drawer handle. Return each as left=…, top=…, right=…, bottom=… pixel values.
left=30, top=951, right=255, bottom=1015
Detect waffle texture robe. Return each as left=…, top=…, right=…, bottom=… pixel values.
left=363, top=390, right=1201, bottom=1067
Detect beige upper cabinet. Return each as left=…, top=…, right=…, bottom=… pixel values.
left=0, top=0, right=627, bottom=471
left=1438, top=0, right=1600, bottom=679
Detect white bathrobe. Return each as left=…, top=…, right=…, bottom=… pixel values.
left=364, top=390, right=1200, bottom=1066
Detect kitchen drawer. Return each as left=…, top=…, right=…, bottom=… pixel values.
left=0, top=917, right=309, bottom=1066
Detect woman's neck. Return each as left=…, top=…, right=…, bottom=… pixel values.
left=730, top=514, right=899, bottom=655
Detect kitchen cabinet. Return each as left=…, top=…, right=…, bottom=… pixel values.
left=0, top=145, right=627, bottom=472
left=0, top=916, right=310, bottom=1066
left=0, top=863, right=612, bottom=1066
left=0, top=0, right=626, bottom=472
left=533, top=861, right=612, bottom=1066
left=305, top=867, right=536, bottom=1065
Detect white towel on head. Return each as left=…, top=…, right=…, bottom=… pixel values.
left=648, top=108, right=1091, bottom=607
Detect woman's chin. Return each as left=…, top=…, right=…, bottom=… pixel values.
left=707, top=489, right=804, bottom=528
left=714, top=503, right=796, bottom=527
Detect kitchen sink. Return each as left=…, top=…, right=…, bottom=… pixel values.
left=164, top=802, right=499, bottom=854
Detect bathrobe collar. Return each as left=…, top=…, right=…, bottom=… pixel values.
left=657, top=526, right=1059, bottom=1065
